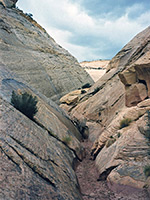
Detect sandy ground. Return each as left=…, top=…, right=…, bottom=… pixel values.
left=76, top=140, right=150, bottom=200
left=80, top=60, right=110, bottom=82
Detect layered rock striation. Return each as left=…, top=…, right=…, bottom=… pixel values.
left=0, top=2, right=93, bottom=103
left=0, top=65, right=84, bottom=199
left=61, top=26, right=150, bottom=195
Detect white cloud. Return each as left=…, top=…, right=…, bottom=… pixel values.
left=17, top=1, right=150, bottom=61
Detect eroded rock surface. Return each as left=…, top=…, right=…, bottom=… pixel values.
left=92, top=106, right=150, bottom=191
left=61, top=26, right=150, bottom=194
left=0, top=3, right=93, bottom=103
left=0, top=66, right=84, bottom=199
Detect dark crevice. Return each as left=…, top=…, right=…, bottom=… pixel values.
left=5, top=140, right=56, bottom=187
left=138, top=79, right=148, bottom=90
left=0, top=145, right=22, bottom=172
left=9, top=135, right=58, bottom=166
left=97, top=165, right=119, bottom=181
left=91, top=144, right=105, bottom=160
left=73, top=119, right=88, bottom=139
left=111, top=94, right=124, bottom=107
left=23, top=158, right=56, bottom=188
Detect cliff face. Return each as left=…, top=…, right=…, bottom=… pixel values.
left=61, top=27, right=150, bottom=194
left=0, top=2, right=87, bottom=198
left=0, top=65, right=84, bottom=200
left=0, top=2, right=93, bottom=103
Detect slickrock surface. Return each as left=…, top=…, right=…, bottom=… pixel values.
left=0, top=65, right=84, bottom=200
left=71, top=26, right=150, bottom=129
left=61, top=26, right=150, bottom=194
left=0, top=2, right=93, bottom=103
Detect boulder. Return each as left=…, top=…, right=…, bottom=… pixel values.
left=60, top=90, right=81, bottom=105
left=118, top=35, right=150, bottom=107
left=125, top=83, right=148, bottom=107
left=118, top=66, right=137, bottom=86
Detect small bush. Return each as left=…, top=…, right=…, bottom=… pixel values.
left=25, top=13, right=33, bottom=18
left=81, top=89, right=86, bottom=94
left=144, top=165, right=150, bottom=178
left=11, top=90, right=38, bottom=120
left=62, top=136, right=72, bottom=145
left=91, top=87, right=100, bottom=95
left=119, top=118, right=132, bottom=129
left=81, top=83, right=91, bottom=89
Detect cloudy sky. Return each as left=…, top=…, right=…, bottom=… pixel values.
left=17, top=0, right=150, bottom=62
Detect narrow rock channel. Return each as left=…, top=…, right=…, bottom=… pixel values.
left=76, top=140, right=150, bottom=200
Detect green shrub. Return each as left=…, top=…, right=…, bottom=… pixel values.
left=81, top=83, right=91, bottom=89
left=62, top=136, right=72, bottom=145
left=91, top=87, right=100, bottom=95
left=81, top=89, right=86, bottom=94
left=25, top=13, right=33, bottom=18
left=119, top=118, right=132, bottom=129
left=117, top=132, right=121, bottom=138
left=11, top=90, right=38, bottom=120
left=144, top=165, right=150, bottom=178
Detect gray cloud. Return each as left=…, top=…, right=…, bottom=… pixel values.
left=17, top=0, right=150, bottom=61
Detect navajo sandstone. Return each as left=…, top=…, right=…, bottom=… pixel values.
left=0, top=0, right=93, bottom=103
left=1, top=0, right=150, bottom=198
left=0, top=0, right=92, bottom=199
left=61, top=26, right=150, bottom=196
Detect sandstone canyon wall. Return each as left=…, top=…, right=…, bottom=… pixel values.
left=61, top=26, right=150, bottom=194
left=1, top=0, right=150, bottom=198
left=0, top=65, right=84, bottom=199
left=0, top=1, right=88, bottom=199
left=0, top=0, right=93, bottom=103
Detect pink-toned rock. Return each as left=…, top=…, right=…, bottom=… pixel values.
left=137, top=99, right=150, bottom=108
left=91, top=105, right=148, bottom=158
left=125, top=83, right=147, bottom=107
left=61, top=27, right=150, bottom=194
left=95, top=115, right=150, bottom=192
left=118, top=66, right=137, bottom=86
left=86, top=121, right=103, bottom=142
left=60, top=89, right=89, bottom=105
left=69, top=27, right=150, bottom=141
left=119, top=41, right=150, bottom=107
